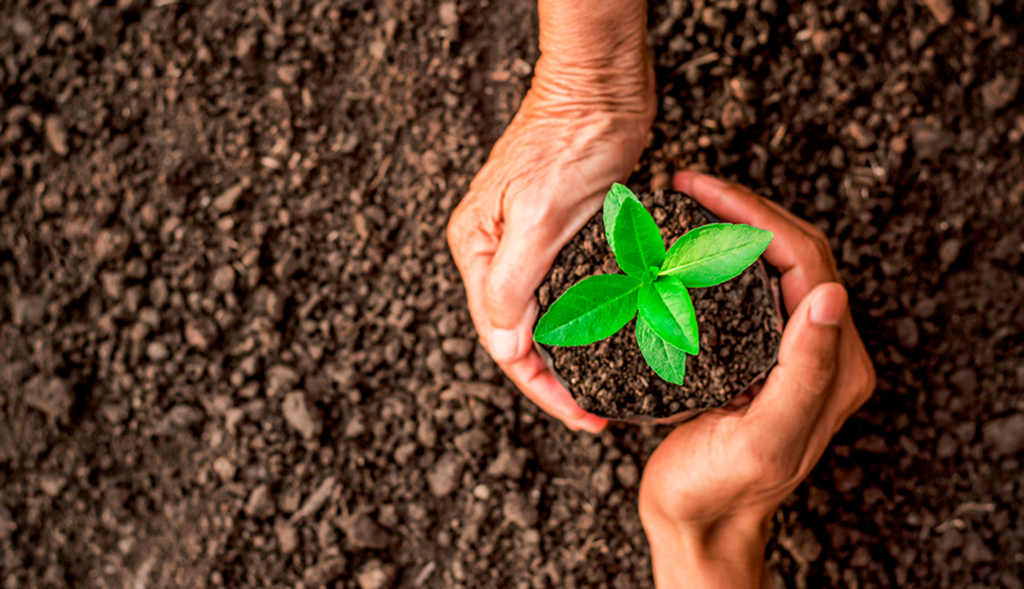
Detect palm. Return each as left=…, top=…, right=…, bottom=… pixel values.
left=641, top=411, right=787, bottom=523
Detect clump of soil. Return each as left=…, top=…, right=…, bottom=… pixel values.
left=536, top=190, right=783, bottom=420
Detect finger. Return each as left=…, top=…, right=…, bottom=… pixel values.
left=673, top=172, right=839, bottom=313
left=674, top=171, right=838, bottom=280
left=502, top=346, right=608, bottom=433
left=483, top=195, right=590, bottom=362
left=447, top=204, right=500, bottom=354
left=673, top=172, right=802, bottom=271
left=822, top=318, right=876, bottom=434
left=759, top=198, right=841, bottom=281
left=448, top=200, right=606, bottom=433
left=747, top=282, right=846, bottom=437
left=461, top=254, right=606, bottom=433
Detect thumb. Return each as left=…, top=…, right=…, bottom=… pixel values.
left=483, top=215, right=568, bottom=363
left=752, top=282, right=847, bottom=422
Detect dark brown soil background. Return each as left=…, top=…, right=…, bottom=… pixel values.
left=537, top=191, right=783, bottom=420
left=1, top=0, right=1022, bottom=587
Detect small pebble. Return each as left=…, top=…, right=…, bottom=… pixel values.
left=276, top=65, right=299, bottom=85
left=938, top=239, right=962, bottom=265
left=184, top=318, right=218, bottom=350
left=615, top=458, right=640, bottom=487
left=146, top=341, right=169, bottom=361
left=11, top=296, right=46, bottom=327
left=244, top=485, right=276, bottom=518
left=416, top=416, right=437, bottom=448
left=441, top=337, right=474, bottom=358
left=24, top=375, right=72, bottom=422
left=304, top=556, right=347, bottom=587
left=844, top=121, right=876, bottom=150
left=282, top=391, right=320, bottom=439
left=980, top=74, right=1019, bottom=112
left=355, top=560, right=394, bottom=589
left=338, top=512, right=391, bottom=550
left=591, top=462, right=614, bottom=495
left=454, top=429, right=488, bottom=456
left=982, top=413, right=1024, bottom=457
left=39, top=474, right=67, bottom=497
left=265, top=365, right=300, bottom=397
left=438, top=1, right=458, bottom=26
left=896, top=316, right=920, bottom=350
left=502, top=491, right=538, bottom=528
left=44, top=115, right=69, bottom=156
left=213, top=457, right=236, bottom=481
left=275, top=519, right=298, bottom=553
left=922, top=0, right=953, bottom=24
left=427, top=452, right=464, bottom=497
left=212, top=182, right=246, bottom=213
left=211, top=265, right=236, bottom=293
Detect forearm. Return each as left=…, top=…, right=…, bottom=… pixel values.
left=644, top=512, right=771, bottom=589
left=532, top=0, right=653, bottom=111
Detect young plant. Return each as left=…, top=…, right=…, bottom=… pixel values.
left=534, top=184, right=773, bottom=385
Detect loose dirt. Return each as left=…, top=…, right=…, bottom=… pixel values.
left=1, top=0, right=1023, bottom=587
left=538, top=191, right=782, bottom=421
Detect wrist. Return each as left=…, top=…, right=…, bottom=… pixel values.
left=642, top=510, right=771, bottom=589
left=531, top=0, right=655, bottom=118
left=530, top=54, right=655, bottom=118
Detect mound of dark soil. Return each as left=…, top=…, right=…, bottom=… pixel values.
left=537, top=191, right=783, bottom=420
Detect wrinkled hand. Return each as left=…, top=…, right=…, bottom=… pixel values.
left=638, top=172, right=876, bottom=588
left=446, top=53, right=654, bottom=432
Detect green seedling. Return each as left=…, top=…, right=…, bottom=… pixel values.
left=534, top=184, right=773, bottom=385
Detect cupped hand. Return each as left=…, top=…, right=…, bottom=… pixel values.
left=446, top=59, right=654, bottom=433
left=638, top=172, right=876, bottom=588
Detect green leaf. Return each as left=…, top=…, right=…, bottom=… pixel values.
left=636, top=316, right=687, bottom=385
left=602, top=183, right=637, bottom=246
left=659, top=224, right=773, bottom=288
left=637, top=277, right=699, bottom=355
left=611, top=197, right=665, bottom=278
left=535, top=274, right=642, bottom=346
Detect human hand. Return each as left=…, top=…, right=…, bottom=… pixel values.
left=637, top=172, right=876, bottom=588
left=446, top=0, right=655, bottom=433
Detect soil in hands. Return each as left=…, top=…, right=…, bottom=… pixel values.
left=536, top=191, right=783, bottom=420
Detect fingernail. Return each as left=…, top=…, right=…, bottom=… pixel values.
left=809, top=284, right=847, bottom=326
left=574, top=414, right=608, bottom=434
left=489, top=328, right=519, bottom=362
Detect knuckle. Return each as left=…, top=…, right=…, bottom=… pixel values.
left=446, top=202, right=470, bottom=247
left=797, top=230, right=841, bottom=276
left=445, top=213, right=461, bottom=248
left=795, top=232, right=821, bottom=257
left=807, top=224, right=829, bottom=244
left=446, top=201, right=496, bottom=268
left=856, top=359, right=878, bottom=405
left=812, top=233, right=833, bottom=260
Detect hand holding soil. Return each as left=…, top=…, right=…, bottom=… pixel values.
left=447, top=0, right=655, bottom=432
left=638, top=172, right=877, bottom=588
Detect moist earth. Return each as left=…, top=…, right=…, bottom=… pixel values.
left=1, top=0, right=1024, bottom=587
left=537, top=191, right=783, bottom=420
